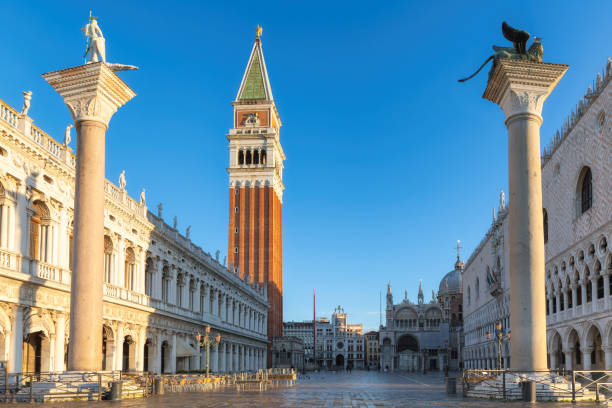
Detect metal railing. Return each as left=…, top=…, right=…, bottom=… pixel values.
left=0, top=370, right=121, bottom=403
left=462, top=368, right=612, bottom=401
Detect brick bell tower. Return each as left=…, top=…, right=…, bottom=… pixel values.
left=227, top=26, right=285, bottom=366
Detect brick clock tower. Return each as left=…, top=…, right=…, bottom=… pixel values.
left=227, top=27, right=285, bottom=366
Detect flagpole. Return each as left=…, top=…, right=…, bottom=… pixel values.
left=313, top=288, right=316, bottom=369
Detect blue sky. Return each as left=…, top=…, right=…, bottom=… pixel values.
left=1, top=1, right=610, bottom=331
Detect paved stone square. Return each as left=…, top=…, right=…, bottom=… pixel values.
left=46, top=371, right=604, bottom=407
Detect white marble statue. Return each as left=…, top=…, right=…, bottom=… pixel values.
left=173, top=216, right=177, bottom=229
left=215, top=250, right=220, bottom=262
left=118, top=170, right=126, bottom=190
left=186, top=225, right=191, bottom=239
left=82, top=14, right=106, bottom=63
left=64, top=124, right=73, bottom=146
left=500, top=189, right=506, bottom=210
left=21, top=91, right=32, bottom=115
left=139, top=188, right=146, bottom=206
left=157, top=203, right=163, bottom=218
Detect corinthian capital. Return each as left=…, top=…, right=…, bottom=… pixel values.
left=483, top=59, right=568, bottom=123
left=42, top=62, right=136, bottom=126
left=500, top=89, right=547, bottom=119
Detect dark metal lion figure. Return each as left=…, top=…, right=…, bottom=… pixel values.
left=458, top=22, right=544, bottom=83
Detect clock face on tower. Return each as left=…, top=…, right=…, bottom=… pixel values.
left=337, top=341, right=344, bottom=349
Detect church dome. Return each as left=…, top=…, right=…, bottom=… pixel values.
left=438, top=262, right=463, bottom=296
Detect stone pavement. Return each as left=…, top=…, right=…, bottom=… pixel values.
left=47, top=370, right=602, bottom=407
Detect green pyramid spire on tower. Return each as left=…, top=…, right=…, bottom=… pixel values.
left=239, top=52, right=266, bottom=100
left=236, top=27, right=274, bottom=102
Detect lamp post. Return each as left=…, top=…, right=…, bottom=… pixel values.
left=487, top=323, right=510, bottom=370
left=196, top=325, right=221, bottom=377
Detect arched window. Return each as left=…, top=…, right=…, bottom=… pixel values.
left=575, top=271, right=582, bottom=306
left=200, top=284, right=206, bottom=314
left=475, top=278, right=480, bottom=299
left=577, top=167, right=593, bottom=215
left=30, top=201, right=51, bottom=262
left=189, top=278, right=196, bottom=310
left=124, top=247, right=136, bottom=291
left=162, top=266, right=170, bottom=302
left=261, top=149, right=267, bottom=164
left=467, top=286, right=471, bottom=305
left=253, top=149, right=260, bottom=164
left=145, top=258, right=153, bottom=296
left=238, top=150, right=244, bottom=165
left=246, top=150, right=252, bottom=165
left=176, top=273, right=184, bottom=307
left=0, top=182, right=13, bottom=250
left=596, top=261, right=604, bottom=299
left=586, top=266, right=592, bottom=303
left=104, top=236, right=113, bottom=283
left=543, top=209, right=548, bottom=244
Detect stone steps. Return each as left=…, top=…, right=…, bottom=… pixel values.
left=465, top=374, right=600, bottom=401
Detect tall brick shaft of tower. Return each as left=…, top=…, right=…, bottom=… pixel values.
left=227, top=28, right=285, bottom=367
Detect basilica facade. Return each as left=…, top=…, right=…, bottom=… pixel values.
left=462, top=58, right=611, bottom=371
left=0, top=34, right=272, bottom=375
left=379, top=265, right=463, bottom=372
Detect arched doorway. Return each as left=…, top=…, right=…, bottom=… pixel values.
left=397, top=334, right=419, bottom=371
left=335, top=354, right=345, bottom=368
left=585, top=325, right=604, bottom=370
left=143, top=339, right=152, bottom=372
left=161, top=341, right=170, bottom=373
left=22, top=331, right=49, bottom=373
left=123, top=335, right=135, bottom=372
left=568, top=329, right=581, bottom=370
left=102, top=326, right=114, bottom=371
left=549, top=331, right=563, bottom=369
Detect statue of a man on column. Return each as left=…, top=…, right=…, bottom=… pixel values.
left=82, top=12, right=106, bottom=63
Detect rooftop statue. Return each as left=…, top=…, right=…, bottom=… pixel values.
left=64, top=124, right=73, bottom=146
left=21, top=91, right=32, bottom=115
left=458, top=22, right=544, bottom=83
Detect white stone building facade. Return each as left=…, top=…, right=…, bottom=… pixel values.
left=0, top=94, right=269, bottom=374
left=284, top=307, right=365, bottom=370
left=462, top=58, right=611, bottom=371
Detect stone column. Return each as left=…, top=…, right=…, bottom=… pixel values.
left=170, top=333, right=177, bottom=373
left=115, top=325, right=124, bottom=371
left=8, top=306, right=23, bottom=373
left=604, top=274, right=611, bottom=309
left=43, top=62, right=135, bottom=371
left=582, top=347, right=593, bottom=370
left=564, top=350, right=573, bottom=370
left=154, top=335, right=162, bottom=374
left=563, top=291, right=569, bottom=313
left=212, top=344, right=218, bottom=372
left=483, top=59, right=568, bottom=372
left=229, top=343, right=234, bottom=372
left=555, top=291, right=561, bottom=314
left=550, top=351, right=557, bottom=370
left=54, top=313, right=66, bottom=372
left=581, top=282, right=587, bottom=306
left=604, top=347, right=612, bottom=370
